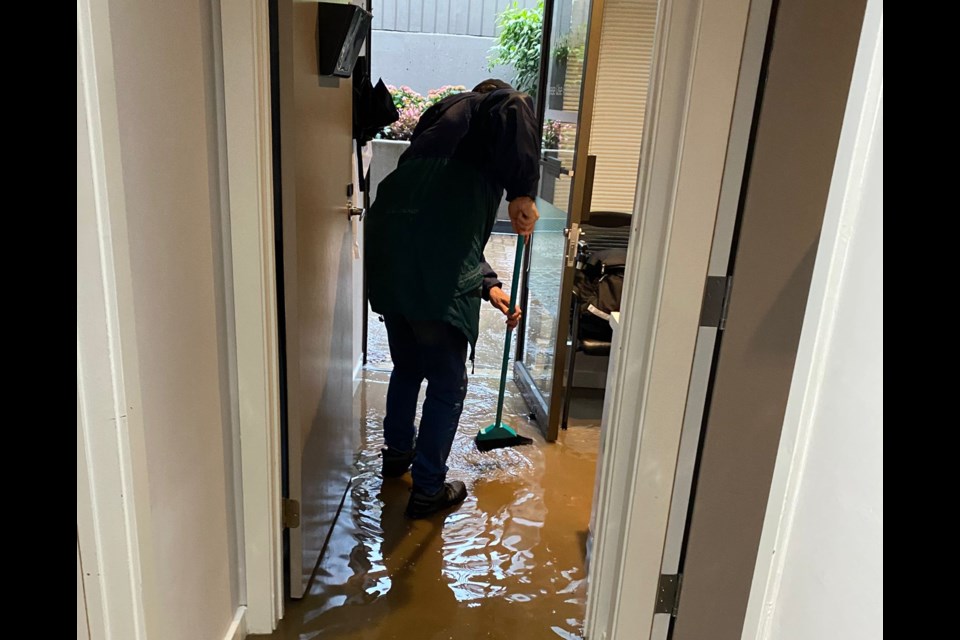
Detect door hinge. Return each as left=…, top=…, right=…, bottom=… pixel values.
left=699, top=275, right=733, bottom=330
left=655, top=573, right=683, bottom=616
left=282, top=498, right=301, bottom=529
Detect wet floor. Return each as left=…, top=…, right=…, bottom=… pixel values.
left=258, top=231, right=603, bottom=639
left=255, top=369, right=601, bottom=640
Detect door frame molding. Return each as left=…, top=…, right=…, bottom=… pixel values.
left=77, top=0, right=160, bottom=636
left=584, top=0, right=756, bottom=636
left=220, top=0, right=285, bottom=633
left=78, top=0, right=279, bottom=635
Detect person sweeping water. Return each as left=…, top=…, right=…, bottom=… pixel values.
left=365, top=79, right=540, bottom=519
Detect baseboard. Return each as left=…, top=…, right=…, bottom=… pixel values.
left=223, top=606, right=247, bottom=640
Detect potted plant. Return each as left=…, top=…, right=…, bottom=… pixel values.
left=542, top=119, right=563, bottom=161
left=426, top=85, right=467, bottom=105
left=549, top=39, right=570, bottom=110
left=548, top=27, right=585, bottom=111
left=379, top=86, right=423, bottom=141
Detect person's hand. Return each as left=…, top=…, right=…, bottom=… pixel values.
left=508, top=196, right=539, bottom=240
left=489, top=287, right=522, bottom=330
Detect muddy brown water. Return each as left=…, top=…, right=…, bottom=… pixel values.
left=255, top=370, right=600, bottom=640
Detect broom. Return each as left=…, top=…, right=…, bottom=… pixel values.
left=475, top=235, right=535, bottom=452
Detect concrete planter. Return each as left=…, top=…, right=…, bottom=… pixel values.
left=369, top=139, right=410, bottom=203
left=369, top=138, right=512, bottom=224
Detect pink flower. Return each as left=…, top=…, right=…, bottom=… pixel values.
left=381, top=85, right=466, bottom=140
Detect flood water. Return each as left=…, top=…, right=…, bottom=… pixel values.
left=258, top=233, right=602, bottom=639
left=257, top=369, right=600, bottom=640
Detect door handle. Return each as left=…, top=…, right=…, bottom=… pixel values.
left=346, top=201, right=364, bottom=260
left=346, top=203, right=364, bottom=220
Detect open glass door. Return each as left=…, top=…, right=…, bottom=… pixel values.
left=514, top=0, right=604, bottom=441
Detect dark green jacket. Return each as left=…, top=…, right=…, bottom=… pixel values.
left=365, top=88, right=539, bottom=350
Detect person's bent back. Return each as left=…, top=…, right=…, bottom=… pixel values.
left=366, top=80, right=540, bottom=349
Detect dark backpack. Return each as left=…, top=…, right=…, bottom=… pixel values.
left=573, top=248, right=627, bottom=342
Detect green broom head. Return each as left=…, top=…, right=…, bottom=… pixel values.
left=475, top=422, right=533, bottom=452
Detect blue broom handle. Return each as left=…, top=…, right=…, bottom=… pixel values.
left=494, top=235, right=526, bottom=427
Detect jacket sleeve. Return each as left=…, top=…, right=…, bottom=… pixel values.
left=480, top=255, right=502, bottom=301
left=483, top=91, right=541, bottom=201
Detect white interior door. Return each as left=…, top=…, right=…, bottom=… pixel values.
left=276, top=0, right=360, bottom=598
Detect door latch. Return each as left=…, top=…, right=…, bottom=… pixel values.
left=347, top=201, right=364, bottom=220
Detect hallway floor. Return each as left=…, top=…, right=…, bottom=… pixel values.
left=255, top=232, right=602, bottom=639
left=256, top=373, right=600, bottom=640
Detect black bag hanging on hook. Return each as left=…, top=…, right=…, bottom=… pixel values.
left=352, top=56, right=398, bottom=146
left=352, top=56, right=398, bottom=191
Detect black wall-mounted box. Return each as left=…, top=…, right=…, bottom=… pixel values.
left=316, top=2, right=371, bottom=78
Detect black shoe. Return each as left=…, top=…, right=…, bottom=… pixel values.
left=405, top=481, right=468, bottom=519
left=381, top=447, right=415, bottom=478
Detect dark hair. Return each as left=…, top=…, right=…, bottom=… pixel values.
left=472, top=79, right=514, bottom=94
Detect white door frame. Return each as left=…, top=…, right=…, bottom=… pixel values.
left=78, top=0, right=284, bottom=635
left=219, top=0, right=285, bottom=632
left=655, top=0, right=773, bottom=604
left=585, top=0, right=756, bottom=637
left=652, top=0, right=773, bottom=636
left=77, top=0, right=159, bottom=636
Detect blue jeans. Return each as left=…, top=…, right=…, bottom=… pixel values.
left=383, top=316, right=468, bottom=495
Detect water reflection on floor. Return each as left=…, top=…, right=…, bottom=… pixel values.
left=256, top=370, right=600, bottom=640
left=264, top=229, right=601, bottom=639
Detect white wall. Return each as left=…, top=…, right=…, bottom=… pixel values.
left=105, top=0, right=241, bottom=637
left=768, top=115, right=883, bottom=639
left=371, top=31, right=514, bottom=95
left=745, top=2, right=883, bottom=637
left=371, top=0, right=539, bottom=37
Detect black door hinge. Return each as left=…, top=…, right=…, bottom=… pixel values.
left=699, top=275, right=733, bottom=330
left=655, top=573, right=683, bottom=617
left=282, top=498, right=301, bottom=529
